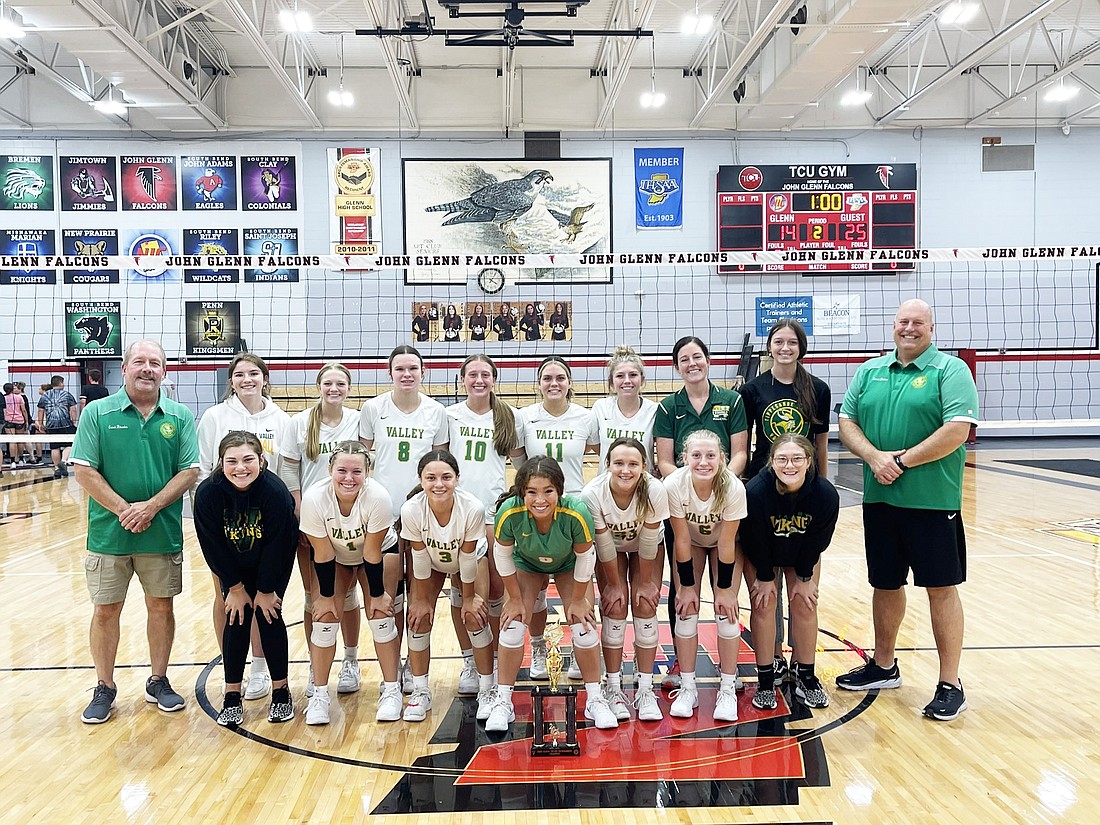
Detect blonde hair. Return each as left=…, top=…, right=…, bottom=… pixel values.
left=606, top=346, right=646, bottom=394
left=536, top=356, right=575, bottom=401
left=605, top=438, right=652, bottom=524
left=461, top=355, right=519, bottom=456
left=328, top=440, right=373, bottom=472
left=681, top=429, right=734, bottom=512
left=304, top=363, right=352, bottom=462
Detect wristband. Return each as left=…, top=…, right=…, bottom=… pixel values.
left=893, top=454, right=908, bottom=471
left=676, top=559, right=696, bottom=588
left=716, top=559, right=735, bottom=589
left=364, top=559, right=385, bottom=598
left=797, top=574, right=814, bottom=583
left=314, top=559, right=335, bottom=598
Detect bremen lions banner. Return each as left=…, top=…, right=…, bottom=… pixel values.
left=65, top=301, right=122, bottom=358
left=635, top=148, right=683, bottom=229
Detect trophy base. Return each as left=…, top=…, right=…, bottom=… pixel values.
left=530, top=741, right=581, bottom=757
left=531, top=684, right=581, bottom=758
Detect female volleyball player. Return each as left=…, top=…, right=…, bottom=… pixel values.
left=741, top=434, right=838, bottom=710
left=280, top=363, right=364, bottom=696
left=442, top=304, right=463, bottom=342
left=193, top=432, right=297, bottom=727
left=299, top=441, right=402, bottom=724
left=519, top=303, right=542, bottom=341
left=581, top=438, right=669, bottom=721
left=197, top=352, right=294, bottom=701
left=400, top=451, right=495, bottom=722
left=592, top=346, right=659, bottom=471
left=549, top=302, right=569, bottom=341
left=468, top=304, right=490, bottom=342
left=492, top=303, right=516, bottom=341
left=412, top=305, right=430, bottom=342
left=663, top=429, right=747, bottom=721
left=485, top=456, right=619, bottom=732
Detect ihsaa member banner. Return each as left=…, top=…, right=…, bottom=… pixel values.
left=635, top=148, right=683, bottom=229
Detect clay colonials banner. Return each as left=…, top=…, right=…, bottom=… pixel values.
left=241, top=156, right=297, bottom=211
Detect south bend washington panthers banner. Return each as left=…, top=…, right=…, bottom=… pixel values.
left=635, top=148, right=683, bottom=229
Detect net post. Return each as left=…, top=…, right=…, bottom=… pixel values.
left=959, top=348, right=978, bottom=443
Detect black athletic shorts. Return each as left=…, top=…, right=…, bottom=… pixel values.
left=862, top=502, right=966, bottom=589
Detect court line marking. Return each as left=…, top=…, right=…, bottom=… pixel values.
left=969, top=524, right=1098, bottom=568
left=2, top=535, right=83, bottom=566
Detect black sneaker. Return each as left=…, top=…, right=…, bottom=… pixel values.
left=81, top=681, right=117, bottom=724
left=217, top=692, right=244, bottom=727
left=269, top=687, right=294, bottom=723
left=794, top=672, right=830, bottom=708
left=836, top=659, right=902, bottom=691
left=923, top=680, right=967, bottom=721
left=773, top=656, right=789, bottom=683
left=145, top=676, right=185, bottom=712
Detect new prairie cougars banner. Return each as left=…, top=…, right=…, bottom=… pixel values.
left=635, top=148, right=683, bottom=229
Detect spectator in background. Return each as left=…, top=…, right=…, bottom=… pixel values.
left=3, top=381, right=31, bottom=468
left=80, top=368, right=111, bottom=414
left=38, top=375, right=78, bottom=479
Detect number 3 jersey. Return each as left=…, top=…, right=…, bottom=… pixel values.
left=359, top=391, right=449, bottom=520
left=581, top=471, right=670, bottom=557
left=400, top=488, right=487, bottom=578
left=520, top=402, right=599, bottom=496
left=299, top=477, right=396, bottom=565
left=447, top=400, right=526, bottom=522
left=662, top=465, right=747, bottom=549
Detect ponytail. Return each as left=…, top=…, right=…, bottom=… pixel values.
left=489, top=391, right=519, bottom=456
left=305, top=363, right=352, bottom=462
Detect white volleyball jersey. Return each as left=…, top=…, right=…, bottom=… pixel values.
left=197, top=395, right=294, bottom=483
left=592, top=395, right=659, bottom=471
left=299, top=477, right=395, bottom=566
left=663, top=465, right=747, bottom=549
left=401, top=488, right=487, bottom=578
left=359, top=391, right=449, bottom=519
left=581, top=471, right=670, bottom=554
left=284, top=406, right=361, bottom=493
left=521, top=402, right=599, bottom=496
left=447, top=400, right=526, bottom=522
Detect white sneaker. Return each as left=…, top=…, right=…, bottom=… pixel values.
left=476, top=686, right=496, bottom=721
left=244, top=670, right=271, bottom=700
left=714, top=685, right=739, bottom=722
left=736, top=671, right=745, bottom=691
left=529, top=642, right=548, bottom=680
left=669, top=687, right=698, bottom=718
left=584, top=695, right=619, bottom=729
left=567, top=658, right=582, bottom=680
left=485, top=695, right=515, bottom=732
left=376, top=685, right=404, bottom=722
left=603, top=685, right=631, bottom=721
left=458, top=658, right=479, bottom=695
left=304, top=691, right=330, bottom=725
left=634, top=687, right=663, bottom=721
left=337, top=659, right=361, bottom=694
left=403, top=687, right=432, bottom=722
left=305, top=669, right=315, bottom=699
left=400, top=658, right=414, bottom=695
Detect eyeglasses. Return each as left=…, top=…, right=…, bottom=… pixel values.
left=772, top=455, right=807, bottom=467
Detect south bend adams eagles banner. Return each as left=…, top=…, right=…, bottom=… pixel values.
left=635, top=148, right=683, bottom=229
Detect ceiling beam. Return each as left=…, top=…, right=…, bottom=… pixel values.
left=592, top=0, right=657, bottom=129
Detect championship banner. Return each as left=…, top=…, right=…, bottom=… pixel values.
left=64, top=301, right=122, bottom=358
left=329, top=147, right=381, bottom=256
left=185, top=300, right=241, bottom=357
left=635, top=148, right=683, bottom=229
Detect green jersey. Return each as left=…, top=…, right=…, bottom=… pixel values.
left=494, top=494, right=595, bottom=574
left=654, top=382, right=748, bottom=467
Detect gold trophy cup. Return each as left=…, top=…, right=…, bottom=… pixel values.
left=531, top=620, right=580, bottom=756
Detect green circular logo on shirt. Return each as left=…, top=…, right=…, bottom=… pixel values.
left=911, top=375, right=928, bottom=389
left=159, top=422, right=177, bottom=439
left=762, top=398, right=808, bottom=441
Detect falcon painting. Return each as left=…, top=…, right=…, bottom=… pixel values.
left=425, top=169, right=553, bottom=234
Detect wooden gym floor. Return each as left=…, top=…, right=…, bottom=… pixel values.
left=1, top=437, right=1098, bottom=824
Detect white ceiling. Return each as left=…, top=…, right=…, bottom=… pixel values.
left=0, top=0, right=1098, bottom=134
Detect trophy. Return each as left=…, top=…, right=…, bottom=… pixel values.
left=531, top=621, right=580, bottom=756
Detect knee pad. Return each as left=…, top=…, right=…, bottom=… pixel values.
left=311, top=621, right=339, bottom=648
left=408, top=629, right=432, bottom=652
left=468, top=624, right=493, bottom=649
left=392, top=591, right=405, bottom=615
left=449, top=584, right=463, bottom=609
left=673, top=613, right=699, bottom=639
left=601, top=616, right=627, bottom=649
left=344, top=587, right=361, bottom=611
left=498, top=620, right=527, bottom=650
left=368, top=617, right=398, bottom=645
left=488, top=596, right=505, bottom=618
left=533, top=588, right=548, bottom=613
left=571, top=622, right=600, bottom=649
left=633, top=615, right=659, bottom=648
left=716, top=613, right=742, bottom=640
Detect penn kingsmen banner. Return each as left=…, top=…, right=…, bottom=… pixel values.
left=635, top=148, right=683, bottom=229
left=65, top=301, right=122, bottom=358
left=185, top=300, right=242, bottom=357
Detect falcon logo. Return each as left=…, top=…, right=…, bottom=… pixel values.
left=877, top=165, right=893, bottom=188
left=3, top=168, right=45, bottom=201
left=135, top=166, right=162, bottom=200
left=73, top=315, right=111, bottom=346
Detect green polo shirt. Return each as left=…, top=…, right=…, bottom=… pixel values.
left=653, top=382, right=748, bottom=467
left=71, top=388, right=200, bottom=555
left=840, top=344, right=978, bottom=510
left=494, top=494, right=595, bottom=574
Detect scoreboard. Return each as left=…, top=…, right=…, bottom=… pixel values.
left=716, top=163, right=918, bottom=274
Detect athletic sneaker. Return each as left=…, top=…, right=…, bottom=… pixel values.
left=218, top=693, right=244, bottom=727
left=145, top=676, right=185, bottom=712
left=458, top=658, right=479, bottom=695
left=603, top=684, right=631, bottom=721
left=305, top=690, right=331, bottom=725
left=794, top=673, right=830, bottom=708
left=752, top=686, right=778, bottom=710
left=400, top=658, right=414, bottom=695
left=714, top=685, right=739, bottom=722
left=836, top=659, right=902, bottom=691
left=337, top=659, right=361, bottom=694
left=81, top=681, right=117, bottom=724
left=269, top=687, right=294, bottom=723
left=53, top=466, right=67, bottom=479
left=476, top=686, right=496, bottom=721
left=668, top=687, right=698, bottom=718
left=773, top=656, right=790, bottom=683
left=244, top=670, right=272, bottom=700
left=922, top=680, right=968, bottom=721
left=305, top=669, right=315, bottom=698
left=634, top=687, right=663, bottom=721
left=566, top=658, right=583, bottom=680
left=376, top=685, right=404, bottom=722
left=403, top=687, right=433, bottom=722
left=529, top=641, right=549, bottom=679
left=662, top=659, right=681, bottom=691
left=584, top=694, right=619, bottom=729
left=485, top=695, right=515, bottom=732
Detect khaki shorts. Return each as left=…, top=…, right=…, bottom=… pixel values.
left=84, top=552, right=184, bottom=604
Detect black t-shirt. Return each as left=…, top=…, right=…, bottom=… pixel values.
left=81, top=384, right=110, bottom=404
left=739, top=371, right=831, bottom=479
left=443, top=315, right=462, bottom=340
left=469, top=314, right=489, bottom=341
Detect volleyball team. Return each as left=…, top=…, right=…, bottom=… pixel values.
left=193, top=318, right=840, bottom=733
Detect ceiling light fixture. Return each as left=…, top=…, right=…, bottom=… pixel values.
left=680, top=1, right=713, bottom=35
left=841, top=67, right=872, bottom=106
left=327, top=35, right=354, bottom=106
left=0, top=1, right=24, bottom=38
left=938, top=1, right=979, bottom=26
left=279, top=2, right=312, bottom=33
left=639, top=37, right=665, bottom=108
left=1044, top=77, right=1079, bottom=102
left=91, top=85, right=128, bottom=116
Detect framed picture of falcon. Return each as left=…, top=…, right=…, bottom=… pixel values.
left=402, top=158, right=612, bottom=285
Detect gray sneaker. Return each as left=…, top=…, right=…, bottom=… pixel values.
left=81, top=681, right=117, bottom=724
left=145, top=676, right=185, bottom=712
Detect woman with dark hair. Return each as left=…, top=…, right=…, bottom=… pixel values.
left=442, top=304, right=463, bottom=342
left=468, top=304, right=490, bottom=342
left=549, top=302, right=569, bottom=341
left=741, top=434, right=838, bottom=711
left=412, top=305, right=430, bottom=342
left=193, top=431, right=297, bottom=727
left=519, top=303, right=542, bottom=341
left=492, top=303, right=516, bottom=342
